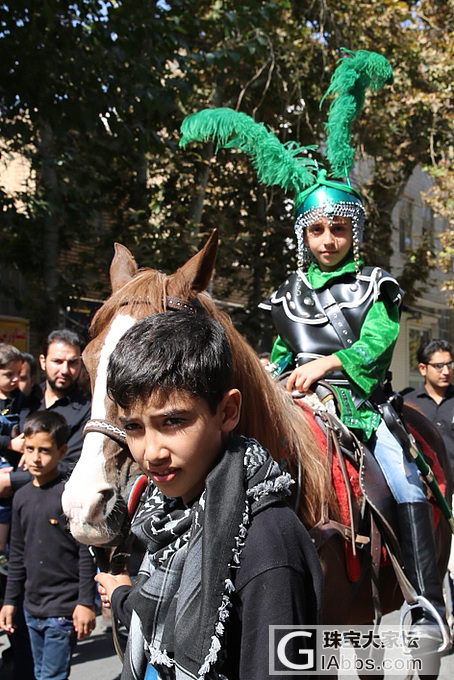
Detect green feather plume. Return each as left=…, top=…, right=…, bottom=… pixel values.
left=322, top=49, right=394, bottom=178
left=180, top=107, right=317, bottom=196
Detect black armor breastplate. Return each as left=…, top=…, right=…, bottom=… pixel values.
left=260, top=267, right=401, bottom=383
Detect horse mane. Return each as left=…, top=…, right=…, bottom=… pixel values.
left=89, top=265, right=338, bottom=528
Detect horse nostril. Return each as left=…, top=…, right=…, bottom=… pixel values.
left=100, top=488, right=115, bottom=513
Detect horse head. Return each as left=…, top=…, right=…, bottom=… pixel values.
left=62, top=231, right=219, bottom=545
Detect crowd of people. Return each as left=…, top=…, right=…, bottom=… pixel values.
left=1, top=321, right=453, bottom=680
left=0, top=330, right=94, bottom=680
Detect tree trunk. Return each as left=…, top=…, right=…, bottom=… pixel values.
left=186, top=81, right=225, bottom=228
left=38, top=119, right=61, bottom=331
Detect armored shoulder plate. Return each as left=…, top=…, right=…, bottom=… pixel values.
left=259, top=267, right=401, bottom=382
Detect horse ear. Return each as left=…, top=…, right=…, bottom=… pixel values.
left=110, top=243, right=139, bottom=293
left=167, top=230, right=219, bottom=297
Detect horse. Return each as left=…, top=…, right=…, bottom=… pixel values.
left=62, top=230, right=452, bottom=631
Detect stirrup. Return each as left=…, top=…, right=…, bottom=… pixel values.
left=399, top=595, right=451, bottom=655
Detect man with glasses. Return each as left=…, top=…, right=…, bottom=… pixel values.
left=405, top=338, right=454, bottom=625
left=405, top=338, right=454, bottom=464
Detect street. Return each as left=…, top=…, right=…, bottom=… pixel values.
left=70, top=615, right=122, bottom=680
left=0, top=614, right=122, bottom=680
left=69, top=611, right=454, bottom=680
left=1, top=610, right=453, bottom=679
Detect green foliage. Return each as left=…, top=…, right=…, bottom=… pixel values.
left=422, top=160, right=454, bottom=305
left=322, top=49, right=393, bottom=178
left=0, top=0, right=453, bottom=341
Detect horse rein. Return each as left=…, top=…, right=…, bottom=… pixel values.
left=83, top=417, right=142, bottom=662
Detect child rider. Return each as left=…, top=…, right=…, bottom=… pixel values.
left=95, top=311, right=323, bottom=680
left=261, top=173, right=450, bottom=651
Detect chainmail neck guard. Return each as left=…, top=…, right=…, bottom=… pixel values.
left=294, top=200, right=366, bottom=273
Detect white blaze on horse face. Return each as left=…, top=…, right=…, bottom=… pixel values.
left=62, top=313, right=136, bottom=542
left=91, top=313, right=136, bottom=419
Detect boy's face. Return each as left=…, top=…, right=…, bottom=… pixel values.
left=0, top=359, right=22, bottom=398
left=304, top=215, right=353, bottom=271
left=23, top=431, right=67, bottom=486
left=118, top=388, right=241, bottom=503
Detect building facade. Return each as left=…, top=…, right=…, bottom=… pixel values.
left=388, top=166, right=453, bottom=391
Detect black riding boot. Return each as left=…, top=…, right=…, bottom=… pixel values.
left=397, top=501, right=450, bottom=660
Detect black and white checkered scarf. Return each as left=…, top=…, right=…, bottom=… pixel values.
left=121, top=435, right=294, bottom=680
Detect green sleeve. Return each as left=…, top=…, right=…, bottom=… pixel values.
left=269, top=335, right=293, bottom=365
left=334, top=298, right=400, bottom=400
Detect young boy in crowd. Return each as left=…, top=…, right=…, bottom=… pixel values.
left=95, top=311, right=322, bottom=680
left=0, top=343, right=24, bottom=573
left=0, top=410, right=96, bottom=680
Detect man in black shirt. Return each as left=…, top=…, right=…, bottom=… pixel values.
left=404, top=338, right=454, bottom=621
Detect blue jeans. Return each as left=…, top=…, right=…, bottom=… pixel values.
left=369, top=420, right=426, bottom=503
left=24, top=609, right=76, bottom=680
left=145, top=663, right=158, bottom=679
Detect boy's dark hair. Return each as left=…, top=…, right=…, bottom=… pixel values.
left=42, top=329, right=83, bottom=356
left=417, top=338, right=452, bottom=364
left=107, top=312, right=234, bottom=414
left=0, top=343, right=23, bottom=367
left=23, top=411, right=68, bottom=449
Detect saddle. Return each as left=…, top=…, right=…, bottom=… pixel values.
left=289, top=380, right=446, bottom=622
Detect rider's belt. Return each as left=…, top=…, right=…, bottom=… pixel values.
left=316, top=287, right=357, bottom=347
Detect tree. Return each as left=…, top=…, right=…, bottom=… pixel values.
left=168, top=0, right=454, bottom=328
left=0, top=0, right=207, bottom=329
left=1, top=1, right=453, bottom=342
left=422, top=161, right=454, bottom=305
left=1, top=2, right=111, bottom=327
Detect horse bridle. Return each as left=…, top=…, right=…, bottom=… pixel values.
left=83, top=419, right=128, bottom=447
left=118, top=293, right=206, bottom=314
left=83, top=417, right=140, bottom=662
left=83, top=292, right=207, bottom=446
left=165, top=295, right=206, bottom=314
